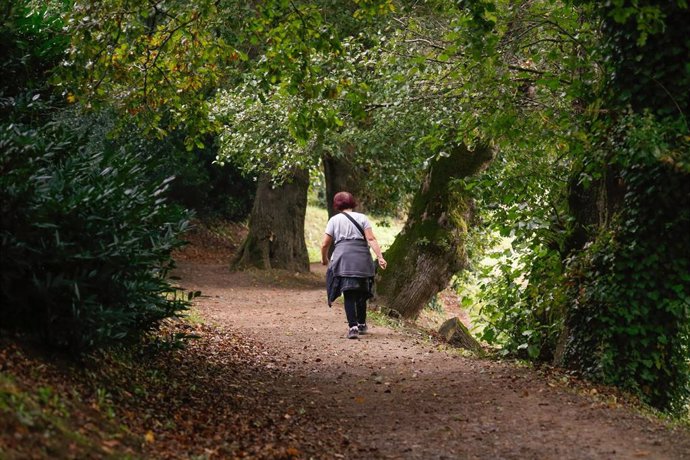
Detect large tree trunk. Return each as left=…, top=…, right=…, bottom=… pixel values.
left=376, top=143, right=494, bottom=319
left=322, top=143, right=363, bottom=218
left=552, top=165, right=625, bottom=364
left=322, top=144, right=366, bottom=257
left=233, top=169, right=310, bottom=272
left=552, top=2, right=690, bottom=411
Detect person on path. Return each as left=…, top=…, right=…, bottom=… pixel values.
left=321, top=191, right=387, bottom=339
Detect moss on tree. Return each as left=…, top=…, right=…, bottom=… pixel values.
left=376, top=142, right=493, bottom=319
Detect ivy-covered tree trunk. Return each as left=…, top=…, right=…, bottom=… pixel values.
left=233, top=169, right=310, bottom=272
left=555, top=1, right=690, bottom=412
left=376, top=143, right=494, bottom=319
left=563, top=166, right=625, bottom=254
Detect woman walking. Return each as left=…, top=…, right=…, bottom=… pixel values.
left=321, top=191, right=387, bottom=339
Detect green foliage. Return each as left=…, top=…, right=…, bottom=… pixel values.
left=596, top=0, right=690, bottom=117
left=0, top=0, right=71, bottom=134
left=0, top=119, right=191, bottom=350
left=59, top=0, right=232, bottom=144
left=123, top=128, right=256, bottom=222
left=174, top=147, right=255, bottom=222
left=246, top=1, right=343, bottom=102
left=468, top=134, right=573, bottom=360
left=564, top=112, right=690, bottom=414
left=448, top=0, right=689, bottom=413
left=60, top=0, right=386, bottom=146
left=439, top=0, right=585, bottom=358
left=476, top=244, right=568, bottom=360
left=213, top=89, right=323, bottom=183
left=0, top=0, right=253, bottom=354
left=0, top=0, right=69, bottom=104
left=553, top=0, right=690, bottom=413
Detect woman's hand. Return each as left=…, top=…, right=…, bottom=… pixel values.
left=378, top=257, right=388, bottom=270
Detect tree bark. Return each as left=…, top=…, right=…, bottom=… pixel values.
left=439, top=317, right=484, bottom=355
left=233, top=169, right=310, bottom=272
left=562, top=164, right=625, bottom=255
left=322, top=143, right=364, bottom=218
left=553, top=167, right=626, bottom=365
left=375, top=143, right=494, bottom=319
left=322, top=144, right=366, bottom=257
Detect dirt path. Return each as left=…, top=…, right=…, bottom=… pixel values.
left=175, top=261, right=690, bottom=459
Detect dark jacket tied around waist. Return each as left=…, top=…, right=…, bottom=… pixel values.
left=326, top=239, right=375, bottom=306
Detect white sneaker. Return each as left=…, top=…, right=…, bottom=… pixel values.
left=347, top=326, right=359, bottom=339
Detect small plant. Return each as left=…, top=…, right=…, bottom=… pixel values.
left=425, top=294, right=444, bottom=313
left=94, top=388, right=116, bottom=419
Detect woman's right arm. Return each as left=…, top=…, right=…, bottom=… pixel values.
left=321, top=234, right=333, bottom=265
left=364, top=228, right=387, bottom=270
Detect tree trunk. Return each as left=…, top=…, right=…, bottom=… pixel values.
left=439, top=317, right=484, bottom=355
left=233, top=169, right=310, bottom=272
left=553, top=166, right=626, bottom=365
left=322, top=144, right=366, bottom=257
left=375, top=143, right=494, bottom=319
left=322, top=143, right=363, bottom=218
left=562, top=164, right=625, bottom=254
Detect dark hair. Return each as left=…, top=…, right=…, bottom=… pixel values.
left=333, top=191, right=357, bottom=211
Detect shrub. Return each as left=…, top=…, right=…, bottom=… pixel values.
left=475, top=244, right=567, bottom=361
left=0, top=120, right=191, bottom=350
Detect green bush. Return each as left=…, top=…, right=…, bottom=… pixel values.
left=476, top=244, right=567, bottom=361
left=128, top=132, right=255, bottom=222
left=0, top=120, right=191, bottom=350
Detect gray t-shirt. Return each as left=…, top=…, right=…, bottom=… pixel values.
left=325, top=211, right=372, bottom=244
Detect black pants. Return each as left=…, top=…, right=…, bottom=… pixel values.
left=343, top=289, right=367, bottom=328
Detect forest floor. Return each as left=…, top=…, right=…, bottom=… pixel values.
left=2, top=223, right=690, bottom=459
left=168, top=224, right=690, bottom=459
left=172, top=261, right=690, bottom=459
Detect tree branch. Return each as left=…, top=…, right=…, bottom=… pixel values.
left=404, top=38, right=446, bottom=50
